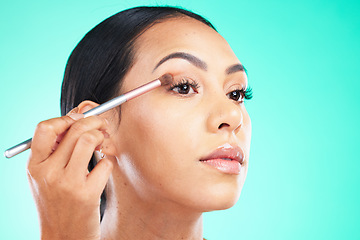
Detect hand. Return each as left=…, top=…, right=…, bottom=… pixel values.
left=27, top=111, right=113, bottom=240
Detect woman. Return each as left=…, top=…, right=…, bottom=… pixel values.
left=27, top=6, right=252, bottom=240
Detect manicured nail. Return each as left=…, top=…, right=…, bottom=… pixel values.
left=68, top=113, right=84, bottom=121
left=102, top=131, right=110, bottom=138
left=67, top=107, right=79, bottom=115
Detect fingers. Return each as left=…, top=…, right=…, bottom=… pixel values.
left=87, top=157, right=113, bottom=196
left=65, top=129, right=106, bottom=178
left=51, top=116, right=109, bottom=168
left=27, top=107, right=113, bottom=236
left=30, top=114, right=83, bottom=164
left=29, top=111, right=112, bottom=201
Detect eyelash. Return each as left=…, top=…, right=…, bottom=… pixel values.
left=169, top=77, right=253, bottom=102
left=227, top=86, right=253, bottom=103
left=169, top=78, right=200, bottom=94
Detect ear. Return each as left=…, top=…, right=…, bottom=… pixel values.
left=76, top=100, right=118, bottom=158
left=77, top=100, right=99, bottom=114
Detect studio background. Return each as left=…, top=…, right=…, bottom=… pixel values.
left=1, top=0, right=359, bottom=239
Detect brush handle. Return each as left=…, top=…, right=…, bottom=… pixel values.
left=4, top=138, right=32, bottom=158
left=4, top=79, right=161, bottom=159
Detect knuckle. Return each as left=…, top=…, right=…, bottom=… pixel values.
left=91, top=115, right=108, bottom=128
left=43, top=170, right=58, bottom=185
left=36, top=121, right=54, bottom=134
left=79, top=132, right=100, bottom=146
left=26, top=162, right=35, bottom=174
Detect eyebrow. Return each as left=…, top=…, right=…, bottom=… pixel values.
left=153, top=51, right=246, bottom=75
left=225, top=63, right=245, bottom=75
left=153, top=52, right=208, bottom=72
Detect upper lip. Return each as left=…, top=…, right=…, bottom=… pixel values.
left=200, top=143, right=245, bottom=164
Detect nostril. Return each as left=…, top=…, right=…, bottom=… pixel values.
left=218, top=123, right=230, bottom=129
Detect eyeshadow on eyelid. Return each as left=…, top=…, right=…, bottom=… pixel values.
left=158, top=73, right=175, bottom=87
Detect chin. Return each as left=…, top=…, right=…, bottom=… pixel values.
left=190, top=183, right=244, bottom=213
left=213, top=189, right=243, bottom=211
left=200, top=196, right=241, bottom=213
left=193, top=161, right=248, bottom=212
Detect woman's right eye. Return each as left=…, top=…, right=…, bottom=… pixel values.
left=169, top=79, right=200, bottom=95
left=171, top=83, right=195, bottom=94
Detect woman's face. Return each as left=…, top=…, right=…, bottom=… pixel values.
left=110, top=17, right=251, bottom=211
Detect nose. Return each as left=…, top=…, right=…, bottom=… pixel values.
left=206, top=95, right=243, bottom=133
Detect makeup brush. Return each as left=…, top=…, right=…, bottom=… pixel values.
left=4, top=73, right=173, bottom=158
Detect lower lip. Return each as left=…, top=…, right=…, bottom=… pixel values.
left=200, top=159, right=241, bottom=174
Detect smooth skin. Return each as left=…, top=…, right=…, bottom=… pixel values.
left=27, top=17, right=251, bottom=240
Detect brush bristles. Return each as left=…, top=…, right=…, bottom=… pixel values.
left=158, top=73, right=174, bottom=86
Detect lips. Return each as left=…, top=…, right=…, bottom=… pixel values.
left=200, top=143, right=245, bottom=174
left=200, top=143, right=244, bottom=164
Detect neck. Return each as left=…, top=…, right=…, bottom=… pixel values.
left=100, top=171, right=204, bottom=240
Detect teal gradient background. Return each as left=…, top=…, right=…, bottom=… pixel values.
left=1, top=0, right=359, bottom=239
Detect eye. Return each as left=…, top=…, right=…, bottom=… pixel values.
left=227, top=87, right=253, bottom=103
left=227, top=90, right=244, bottom=102
left=172, top=84, right=194, bottom=94
left=169, top=78, right=199, bottom=95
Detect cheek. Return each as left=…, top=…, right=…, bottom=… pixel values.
left=114, top=95, right=205, bottom=191
left=125, top=97, right=202, bottom=153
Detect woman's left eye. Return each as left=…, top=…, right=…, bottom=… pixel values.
left=227, top=87, right=253, bottom=103
left=227, top=90, right=244, bottom=102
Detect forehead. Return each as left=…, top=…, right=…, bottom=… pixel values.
left=134, top=17, right=239, bottom=65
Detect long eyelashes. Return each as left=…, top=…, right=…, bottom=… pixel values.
left=169, top=78, right=200, bottom=94
left=168, top=76, right=253, bottom=102
left=227, top=86, right=253, bottom=103
left=241, top=86, right=253, bottom=100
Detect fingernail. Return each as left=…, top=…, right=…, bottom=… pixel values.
left=68, top=113, right=84, bottom=121
left=67, top=107, right=79, bottom=115
left=102, top=131, right=110, bottom=138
